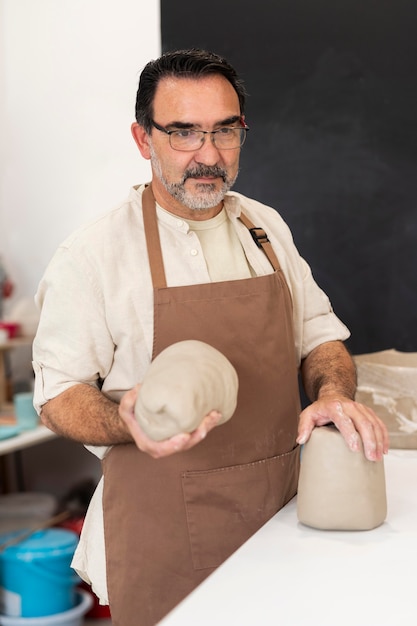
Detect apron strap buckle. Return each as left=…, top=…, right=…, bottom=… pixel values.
left=249, top=227, right=270, bottom=248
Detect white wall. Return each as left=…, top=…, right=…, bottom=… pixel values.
left=1, top=0, right=160, bottom=305
left=0, top=0, right=160, bottom=495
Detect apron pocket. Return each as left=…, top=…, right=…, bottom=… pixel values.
left=182, top=446, right=300, bottom=570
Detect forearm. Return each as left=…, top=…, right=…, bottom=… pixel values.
left=40, top=383, right=133, bottom=446
left=301, top=340, right=357, bottom=402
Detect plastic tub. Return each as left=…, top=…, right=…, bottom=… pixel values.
left=0, top=529, right=79, bottom=617
left=0, top=590, right=93, bottom=626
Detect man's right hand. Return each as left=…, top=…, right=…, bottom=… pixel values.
left=119, top=385, right=222, bottom=458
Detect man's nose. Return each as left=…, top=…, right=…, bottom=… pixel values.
left=193, top=134, right=221, bottom=165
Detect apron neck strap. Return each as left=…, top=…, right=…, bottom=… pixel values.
left=142, top=185, right=281, bottom=289
left=238, top=212, right=281, bottom=271
left=142, top=185, right=168, bottom=289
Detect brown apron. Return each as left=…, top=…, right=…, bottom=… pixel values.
left=103, top=187, right=301, bottom=626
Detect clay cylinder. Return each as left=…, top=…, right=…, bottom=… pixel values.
left=297, top=425, right=387, bottom=530
left=134, top=340, right=238, bottom=441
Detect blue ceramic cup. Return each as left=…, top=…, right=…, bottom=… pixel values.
left=13, top=392, right=39, bottom=431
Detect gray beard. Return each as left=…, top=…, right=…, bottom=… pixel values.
left=149, top=146, right=238, bottom=210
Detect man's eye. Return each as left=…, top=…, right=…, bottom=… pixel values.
left=175, top=130, right=196, bottom=139
left=218, top=127, right=234, bottom=135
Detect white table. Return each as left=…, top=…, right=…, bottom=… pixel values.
left=160, top=450, right=417, bottom=626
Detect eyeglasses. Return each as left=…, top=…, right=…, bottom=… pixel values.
left=151, top=119, right=249, bottom=151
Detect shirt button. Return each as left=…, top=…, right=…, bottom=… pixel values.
left=176, top=219, right=184, bottom=228
left=190, top=249, right=198, bottom=256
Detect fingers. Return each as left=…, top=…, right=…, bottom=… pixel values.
left=119, top=392, right=223, bottom=459
left=182, top=409, right=223, bottom=447
left=139, top=410, right=223, bottom=458
left=345, top=401, right=389, bottom=460
left=297, top=397, right=389, bottom=462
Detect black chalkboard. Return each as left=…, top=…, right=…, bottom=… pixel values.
left=161, top=0, right=417, bottom=354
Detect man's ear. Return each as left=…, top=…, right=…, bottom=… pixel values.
left=131, top=123, right=151, bottom=160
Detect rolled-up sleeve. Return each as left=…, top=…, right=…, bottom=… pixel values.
left=32, top=245, right=114, bottom=414
left=296, top=257, right=350, bottom=360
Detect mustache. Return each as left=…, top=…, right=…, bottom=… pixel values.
left=183, top=165, right=228, bottom=182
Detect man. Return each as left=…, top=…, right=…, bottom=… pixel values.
left=33, top=49, right=388, bottom=626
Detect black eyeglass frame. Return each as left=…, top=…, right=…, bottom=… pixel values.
left=150, top=119, right=249, bottom=151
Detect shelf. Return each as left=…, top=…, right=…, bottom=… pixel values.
left=0, top=424, right=57, bottom=457
left=0, top=414, right=58, bottom=492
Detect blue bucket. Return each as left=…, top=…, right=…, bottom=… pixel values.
left=0, top=529, right=80, bottom=618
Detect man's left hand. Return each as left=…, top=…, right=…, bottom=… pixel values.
left=296, top=396, right=389, bottom=461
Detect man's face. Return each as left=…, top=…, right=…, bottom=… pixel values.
left=134, top=74, right=243, bottom=218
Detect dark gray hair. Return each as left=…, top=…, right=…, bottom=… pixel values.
left=135, top=49, right=247, bottom=133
